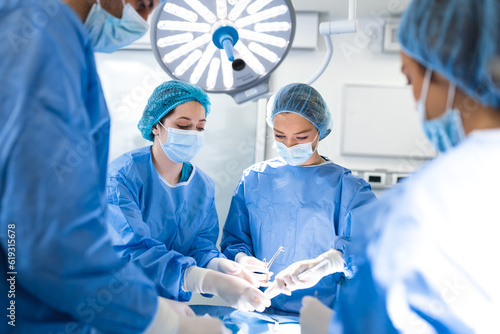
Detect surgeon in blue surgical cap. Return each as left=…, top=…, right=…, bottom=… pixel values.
left=0, top=1, right=228, bottom=334
left=107, top=80, right=271, bottom=313
left=221, top=83, right=376, bottom=315
left=300, top=0, right=500, bottom=333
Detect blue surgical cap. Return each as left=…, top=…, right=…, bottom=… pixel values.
left=138, top=80, right=211, bottom=141
left=398, top=0, right=500, bottom=109
left=266, top=83, right=332, bottom=140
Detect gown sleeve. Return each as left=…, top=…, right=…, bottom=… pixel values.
left=334, top=173, right=377, bottom=278
left=220, top=176, right=255, bottom=260
left=187, top=199, right=226, bottom=268
left=329, top=192, right=407, bottom=334
left=107, top=175, right=196, bottom=301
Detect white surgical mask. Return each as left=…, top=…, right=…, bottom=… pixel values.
left=84, top=0, right=149, bottom=53
left=273, top=132, right=319, bottom=166
left=417, top=69, right=465, bottom=152
left=157, top=123, right=204, bottom=163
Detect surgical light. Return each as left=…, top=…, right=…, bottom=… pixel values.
left=151, top=0, right=295, bottom=104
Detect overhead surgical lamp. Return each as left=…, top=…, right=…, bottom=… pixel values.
left=150, top=0, right=296, bottom=104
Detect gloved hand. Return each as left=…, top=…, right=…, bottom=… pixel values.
left=207, top=257, right=259, bottom=287
left=299, top=296, right=333, bottom=334
left=265, top=249, right=344, bottom=298
left=163, top=297, right=196, bottom=317
left=143, top=297, right=231, bottom=334
left=184, top=266, right=271, bottom=312
left=235, top=253, right=273, bottom=287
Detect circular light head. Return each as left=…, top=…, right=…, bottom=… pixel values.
left=151, top=0, right=295, bottom=97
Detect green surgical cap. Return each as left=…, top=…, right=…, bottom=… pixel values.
left=398, top=0, right=500, bottom=108
left=138, top=80, right=211, bottom=141
left=266, top=83, right=332, bottom=140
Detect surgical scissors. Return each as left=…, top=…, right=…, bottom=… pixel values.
left=263, top=246, right=284, bottom=283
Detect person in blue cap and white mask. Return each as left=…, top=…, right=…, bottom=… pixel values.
left=84, top=0, right=151, bottom=53
left=0, top=1, right=230, bottom=333
left=107, top=80, right=271, bottom=313
left=299, top=0, right=500, bottom=333
left=221, top=83, right=376, bottom=316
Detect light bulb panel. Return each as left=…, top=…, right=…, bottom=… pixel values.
left=151, top=0, right=295, bottom=100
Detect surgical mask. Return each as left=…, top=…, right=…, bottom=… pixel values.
left=84, top=0, right=149, bottom=53
left=417, top=69, right=465, bottom=153
left=157, top=123, right=204, bottom=163
left=273, top=132, right=319, bottom=166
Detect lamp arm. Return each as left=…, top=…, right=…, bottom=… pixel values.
left=305, top=34, right=333, bottom=85
left=304, top=0, right=357, bottom=85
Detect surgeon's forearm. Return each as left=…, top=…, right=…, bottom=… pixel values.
left=183, top=266, right=209, bottom=294
left=319, top=249, right=344, bottom=274
left=235, top=252, right=249, bottom=263
left=183, top=266, right=232, bottom=296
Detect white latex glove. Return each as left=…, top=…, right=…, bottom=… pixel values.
left=235, top=252, right=273, bottom=287
left=184, top=266, right=271, bottom=312
left=207, top=257, right=260, bottom=287
left=300, top=296, right=333, bottom=334
left=265, top=249, right=344, bottom=298
left=143, top=297, right=231, bottom=334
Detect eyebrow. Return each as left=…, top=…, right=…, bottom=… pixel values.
left=176, top=117, right=206, bottom=122
left=274, top=129, right=313, bottom=135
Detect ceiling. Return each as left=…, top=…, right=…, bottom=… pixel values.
left=290, top=0, right=411, bottom=17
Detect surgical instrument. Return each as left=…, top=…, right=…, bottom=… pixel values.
left=263, top=246, right=284, bottom=283
left=298, top=258, right=329, bottom=280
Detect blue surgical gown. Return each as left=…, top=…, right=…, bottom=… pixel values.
left=220, top=158, right=376, bottom=314
left=0, top=1, right=158, bottom=333
left=333, top=129, right=500, bottom=333
left=107, top=146, right=224, bottom=301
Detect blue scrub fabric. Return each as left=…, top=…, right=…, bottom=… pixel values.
left=221, top=158, right=376, bottom=314
left=332, top=130, right=500, bottom=333
left=107, top=146, right=224, bottom=301
left=0, top=1, right=158, bottom=333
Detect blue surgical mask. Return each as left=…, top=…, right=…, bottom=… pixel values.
left=157, top=123, right=204, bottom=163
left=273, top=132, right=319, bottom=166
left=84, top=0, right=149, bottom=53
left=417, top=69, right=465, bottom=153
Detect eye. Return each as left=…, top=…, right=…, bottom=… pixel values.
left=297, top=136, right=308, bottom=140
left=197, top=127, right=205, bottom=132
left=177, top=125, right=189, bottom=129
left=138, top=0, right=146, bottom=11
left=275, top=134, right=285, bottom=139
